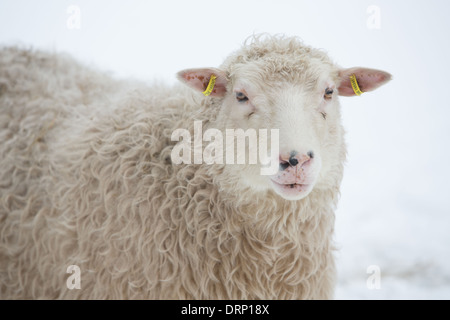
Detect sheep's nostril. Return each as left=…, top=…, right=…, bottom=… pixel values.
left=288, top=157, right=298, bottom=166
left=279, top=161, right=290, bottom=171
left=307, top=151, right=314, bottom=159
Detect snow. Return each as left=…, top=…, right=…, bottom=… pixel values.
left=1, top=0, right=449, bottom=299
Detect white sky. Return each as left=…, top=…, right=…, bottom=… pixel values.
left=1, top=0, right=449, bottom=299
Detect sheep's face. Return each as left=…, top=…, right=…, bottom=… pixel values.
left=178, top=37, right=391, bottom=201
left=216, top=61, right=342, bottom=201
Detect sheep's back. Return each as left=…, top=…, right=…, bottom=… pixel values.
left=0, top=47, right=190, bottom=299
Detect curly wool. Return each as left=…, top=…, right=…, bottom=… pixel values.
left=0, top=36, right=344, bottom=299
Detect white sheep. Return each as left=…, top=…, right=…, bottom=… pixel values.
left=0, top=35, right=391, bottom=299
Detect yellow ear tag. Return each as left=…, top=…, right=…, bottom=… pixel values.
left=350, top=74, right=363, bottom=96
left=202, top=75, right=217, bottom=96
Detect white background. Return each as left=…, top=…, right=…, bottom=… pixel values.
left=1, top=0, right=449, bottom=299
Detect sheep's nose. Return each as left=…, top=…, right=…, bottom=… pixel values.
left=279, top=150, right=314, bottom=171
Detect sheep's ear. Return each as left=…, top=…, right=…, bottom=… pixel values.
left=338, top=67, right=392, bottom=97
left=177, top=68, right=228, bottom=97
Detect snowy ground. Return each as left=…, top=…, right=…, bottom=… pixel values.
left=1, top=0, right=449, bottom=299
left=335, top=157, right=450, bottom=299
left=335, top=89, right=450, bottom=299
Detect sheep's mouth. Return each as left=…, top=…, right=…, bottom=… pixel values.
left=270, top=179, right=312, bottom=199
left=271, top=180, right=309, bottom=189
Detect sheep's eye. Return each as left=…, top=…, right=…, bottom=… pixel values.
left=324, top=88, right=333, bottom=100
left=236, top=92, right=249, bottom=103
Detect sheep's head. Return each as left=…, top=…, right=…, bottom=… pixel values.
left=177, top=35, right=391, bottom=201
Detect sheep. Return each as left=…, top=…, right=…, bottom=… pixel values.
left=0, top=35, right=391, bottom=299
